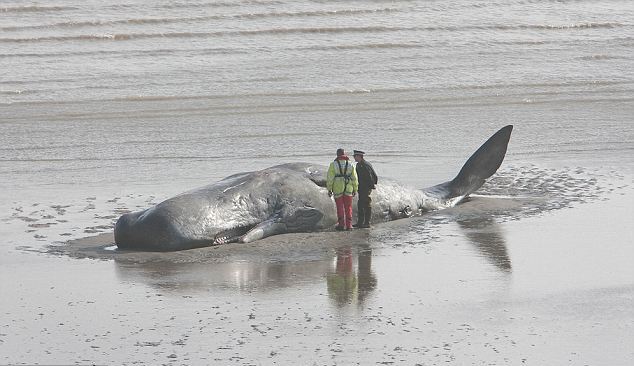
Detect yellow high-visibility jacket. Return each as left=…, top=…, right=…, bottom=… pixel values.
left=327, top=158, right=358, bottom=197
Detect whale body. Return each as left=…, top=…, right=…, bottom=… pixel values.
left=115, top=125, right=513, bottom=251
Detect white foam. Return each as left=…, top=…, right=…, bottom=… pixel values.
left=470, top=194, right=519, bottom=199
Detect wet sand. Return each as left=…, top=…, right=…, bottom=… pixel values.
left=2, top=0, right=633, bottom=362
left=2, top=187, right=632, bottom=365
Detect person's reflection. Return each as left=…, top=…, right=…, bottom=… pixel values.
left=357, top=244, right=377, bottom=304
left=457, top=217, right=511, bottom=272
left=326, top=244, right=377, bottom=307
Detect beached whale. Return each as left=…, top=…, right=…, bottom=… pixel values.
left=115, top=125, right=513, bottom=251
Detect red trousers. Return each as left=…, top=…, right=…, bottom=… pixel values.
left=335, top=195, right=353, bottom=229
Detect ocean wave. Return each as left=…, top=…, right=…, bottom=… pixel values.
left=99, top=0, right=285, bottom=11
left=0, top=156, right=228, bottom=163
left=302, top=42, right=424, bottom=52
left=1, top=21, right=624, bottom=43
left=418, top=22, right=623, bottom=32
left=1, top=8, right=399, bottom=32
left=0, top=26, right=409, bottom=43
left=158, top=0, right=286, bottom=10
left=3, top=79, right=633, bottom=108
left=495, top=22, right=622, bottom=30
left=0, top=47, right=248, bottom=59
left=577, top=54, right=628, bottom=61
left=0, top=5, right=77, bottom=13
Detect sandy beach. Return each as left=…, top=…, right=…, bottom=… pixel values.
left=2, top=97, right=633, bottom=365
left=2, top=96, right=633, bottom=366
left=2, top=179, right=632, bottom=365
left=2, top=0, right=634, bottom=364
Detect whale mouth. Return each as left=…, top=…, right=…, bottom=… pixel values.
left=213, top=225, right=255, bottom=245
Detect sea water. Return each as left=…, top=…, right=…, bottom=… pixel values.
left=1, top=1, right=634, bottom=364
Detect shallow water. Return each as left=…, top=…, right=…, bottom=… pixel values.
left=1, top=0, right=633, bottom=364
left=2, top=0, right=633, bottom=104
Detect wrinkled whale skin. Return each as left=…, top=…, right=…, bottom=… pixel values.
left=115, top=125, right=513, bottom=251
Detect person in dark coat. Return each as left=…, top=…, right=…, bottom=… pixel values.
left=353, top=150, right=378, bottom=228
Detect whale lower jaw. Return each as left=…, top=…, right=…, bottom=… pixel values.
left=213, top=225, right=255, bottom=245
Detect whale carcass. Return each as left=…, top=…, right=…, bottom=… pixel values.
left=115, top=125, right=513, bottom=251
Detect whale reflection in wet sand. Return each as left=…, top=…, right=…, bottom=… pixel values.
left=109, top=231, right=377, bottom=296
left=457, top=217, right=511, bottom=273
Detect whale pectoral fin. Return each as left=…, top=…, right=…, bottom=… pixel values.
left=239, top=219, right=286, bottom=243
left=240, top=207, right=324, bottom=243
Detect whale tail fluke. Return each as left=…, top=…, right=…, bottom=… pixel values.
left=425, top=125, right=513, bottom=200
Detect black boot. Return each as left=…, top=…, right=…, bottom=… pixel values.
left=354, top=206, right=365, bottom=228
left=360, top=207, right=372, bottom=228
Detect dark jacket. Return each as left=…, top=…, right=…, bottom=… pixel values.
left=356, top=160, right=378, bottom=192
